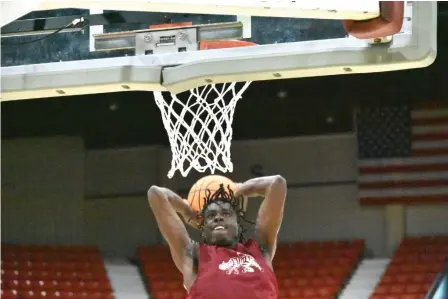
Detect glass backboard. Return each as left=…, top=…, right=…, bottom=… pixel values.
left=1, top=1, right=437, bottom=101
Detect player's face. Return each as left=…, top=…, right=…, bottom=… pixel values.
left=202, top=201, right=239, bottom=247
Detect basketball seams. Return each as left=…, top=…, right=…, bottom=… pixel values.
left=187, top=175, right=235, bottom=212
left=197, top=178, right=208, bottom=211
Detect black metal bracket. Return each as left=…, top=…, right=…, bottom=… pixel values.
left=1, top=11, right=172, bottom=37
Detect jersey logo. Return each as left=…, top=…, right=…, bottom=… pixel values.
left=218, top=252, right=263, bottom=275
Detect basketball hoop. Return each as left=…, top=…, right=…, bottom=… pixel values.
left=154, top=81, right=251, bottom=178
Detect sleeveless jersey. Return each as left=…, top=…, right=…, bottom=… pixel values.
left=188, top=239, right=278, bottom=299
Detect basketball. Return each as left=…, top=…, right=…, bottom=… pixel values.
left=187, top=175, right=237, bottom=212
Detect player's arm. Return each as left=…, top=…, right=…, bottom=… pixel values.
left=147, top=186, right=197, bottom=272
left=235, top=175, right=287, bottom=261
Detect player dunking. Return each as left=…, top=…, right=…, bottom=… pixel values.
left=147, top=175, right=287, bottom=299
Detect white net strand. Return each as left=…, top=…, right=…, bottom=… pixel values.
left=154, top=81, right=252, bottom=178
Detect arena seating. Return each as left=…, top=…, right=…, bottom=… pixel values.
left=138, top=246, right=186, bottom=299
left=1, top=244, right=114, bottom=299
left=275, top=240, right=365, bottom=299
left=370, top=236, right=448, bottom=299
left=138, top=240, right=365, bottom=299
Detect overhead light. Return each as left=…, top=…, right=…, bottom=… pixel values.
left=277, top=90, right=288, bottom=99
left=109, top=101, right=119, bottom=111
left=325, top=116, right=335, bottom=124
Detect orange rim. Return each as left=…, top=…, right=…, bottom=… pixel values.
left=149, top=22, right=193, bottom=29
left=200, top=40, right=257, bottom=50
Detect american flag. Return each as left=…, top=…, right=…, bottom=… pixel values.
left=356, top=104, right=448, bottom=205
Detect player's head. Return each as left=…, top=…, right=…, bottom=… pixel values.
left=199, top=184, right=250, bottom=247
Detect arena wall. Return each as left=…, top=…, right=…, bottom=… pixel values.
left=2, top=135, right=447, bottom=257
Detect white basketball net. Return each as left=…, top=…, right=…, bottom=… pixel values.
left=154, top=82, right=251, bottom=178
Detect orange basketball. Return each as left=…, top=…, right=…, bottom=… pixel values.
left=187, top=175, right=237, bottom=212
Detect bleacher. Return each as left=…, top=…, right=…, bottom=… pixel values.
left=2, top=237, right=445, bottom=299
left=370, top=236, right=448, bottom=299
left=275, top=240, right=365, bottom=299
left=1, top=245, right=114, bottom=299
left=138, top=246, right=186, bottom=299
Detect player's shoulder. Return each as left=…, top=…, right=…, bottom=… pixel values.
left=241, top=238, right=266, bottom=253
left=246, top=238, right=272, bottom=261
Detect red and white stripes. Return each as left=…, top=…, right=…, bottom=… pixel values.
left=359, top=106, right=448, bottom=205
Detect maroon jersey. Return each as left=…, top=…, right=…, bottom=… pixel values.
left=189, top=239, right=278, bottom=299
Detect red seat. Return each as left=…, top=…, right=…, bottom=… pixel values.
left=150, top=280, right=169, bottom=291
left=373, top=285, right=388, bottom=295
left=380, top=274, right=394, bottom=284
left=395, top=274, right=411, bottom=283
left=2, top=261, right=19, bottom=270
left=303, top=258, right=318, bottom=267
left=275, top=269, right=289, bottom=280
left=1, top=289, right=19, bottom=299
left=316, top=285, right=338, bottom=296
left=18, top=279, right=44, bottom=290
left=18, top=290, right=40, bottom=298
left=302, top=286, right=318, bottom=297
left=400, top=294, right=425, bottom=299
left=2, top=279, right=19, bottom=289
left=42, top=280, right=60, bottom=290
left=59, top=280, right=75, bottom=291
left=85, top=281, right=106, bottom=292
left=20, top=261, right=50, bottom=271
left=2, top=270, right=18, bottom=280
left=74, top=262, right=92, bottom=271
left=336, top=257, right=352, bottom=266
left=152, top=290, right=171, bottom=299
left=170, top=290, right=187, bottom=299
left=404, top=283, right=425, bottom=294
left=278, top=278, right=294, bottom=288
left=1, top=245, right=112, bottom=299
left=2, top=251, right=18, bottom=261
left=316, top=267, right=332, bottom=276
left=60, top=272, right=78, bottom=280
left=352, top=239, right=366, bottom=248
left=389, top=284, right=406, bottom=294
left=296, top=277, right=308, bottom=287
left=287, top=287, right=301, bottom=297
left=420, top=253, right=447, bottom=263
left=277, top=288, right=288, bottom=298
left=79, top=292, right=114, bottom=299
left=373, top=235, right=447, bottom=299
left=19, top=271, right=37, bottom=280
left=43, top=290, right=77, bottom=298
left=323, top=275, right=343, bottom=286
left=327, top=266, right=347, bottom=276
